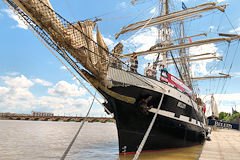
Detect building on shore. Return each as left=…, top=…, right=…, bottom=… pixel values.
left=31, top=111, right=54, bottom=117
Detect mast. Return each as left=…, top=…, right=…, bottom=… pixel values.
left=179, top=20, right=192, bottom=88
left=157, top=0, right=162, bottom=43
left=159, top=0, right=169, bottom=69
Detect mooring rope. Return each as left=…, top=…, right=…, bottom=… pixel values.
left=60, top=92, right=97, bottom=160
left=133, top=93, right=165, bottom=160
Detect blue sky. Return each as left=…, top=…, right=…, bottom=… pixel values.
left=0, top=0, right=240, bottom=116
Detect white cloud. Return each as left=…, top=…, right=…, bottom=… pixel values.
left=215, top=93, right=240, bottom=102
left=0, top=87, right=10, bottom=96
left=93, top=31, right=114, bottom=48
left=144, top=53, right=162, bottom=61
left=1, top=75, right=34, bottom=88
left=0, top=77, right=34, bottom=113
left=9, top=87, right=34, bottom=101
left=124, top=27, right=158, bottom=53
left=230, top=27, right=240, bottom=34
left=216, top=0, right=227, bottom=3
left=33, top=78, right=53, bottom=86
left=103, top=36, right=114, bottom=47
left=189, top=43, right=220, bottom=77
left=0, top=76, right=34, bottom=102
left=35, top=96, right=106, bottom=117
left=48, top=80, right=87, bottom=97
left=150, top=8, right=156, bottom=14
left=0, top=90, right=102, bottom=116
left=60, top=66, right=67, bottom=70
left=0, top=74, right=106, bottom=116
left=232, top=72, right=240, bottom=78
left=3, top=9, right=28, bottom=30
left=119, top=2, right=127, bottom=8
left=209, top=26, right=214, bottom=30
left=6, top=72, right=19, bottom=76
left=209, top=26, right=214, bottom=32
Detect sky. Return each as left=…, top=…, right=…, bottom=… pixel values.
left=0, top=0, right=240, bottom=117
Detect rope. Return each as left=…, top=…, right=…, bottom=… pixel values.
left=83, top=2, right=138, bottom=22
left=170, top=51, right=184, bottom=82
left=122, top=7, right=157, bottom=45
left=65, top=0, right=77, bottom=21
left=224, top=12, right=238, bottom=34
left=101, top=13, right=138, bottom=21
left=133, top=93, right=165, bottom=160
left=215, top=42, right=230, bottom=93
left=217, top=40, right=240, bottom=106
left=60, top=92, right=97, bottom=160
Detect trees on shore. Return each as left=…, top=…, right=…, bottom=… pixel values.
left=219, top=111, right=240, bottom=123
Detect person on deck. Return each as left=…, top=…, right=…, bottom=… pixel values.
left=152, top=66, right=157, bottom=79
left=159, top=64, right=166, bottom=70
left=146, top=68, right=152, bottom=77
left=130, top=52, right=138, bottom=73
left=144, top=62, right=151, bottom=76
left=203, top=104, right=206, bottom=114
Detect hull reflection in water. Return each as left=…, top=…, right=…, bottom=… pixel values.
left=119, top=145, right=203, bottom=160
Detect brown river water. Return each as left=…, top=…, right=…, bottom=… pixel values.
left=0, top=120, right=202, bottom=160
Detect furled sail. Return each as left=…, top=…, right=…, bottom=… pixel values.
left=96, top=26, right=110, bottom=79
left=12, top=0, right=110, bottom=83
left=115, top=2, right=227, bottom=39
left=120, top=36, right=240, bottom=58
left=12, top=0, right=54, bottom=27
left=110, top=43, right=123, bottom=69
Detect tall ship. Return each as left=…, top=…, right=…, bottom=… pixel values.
left=3, top=0, right=239, bottom=154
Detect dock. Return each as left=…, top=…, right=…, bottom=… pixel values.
left=199, top=129, right=240, bottom=160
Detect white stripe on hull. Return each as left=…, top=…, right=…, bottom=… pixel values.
left=149, top=108, right=202, bottom=127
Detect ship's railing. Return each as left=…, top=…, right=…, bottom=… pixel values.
left=107, top=66, right=196, bottom=101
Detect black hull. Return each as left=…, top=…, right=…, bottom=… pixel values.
left=99, top=85, right=206, bottom=154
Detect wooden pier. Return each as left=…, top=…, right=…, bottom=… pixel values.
left=199, top=129, right=240, bottom=160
